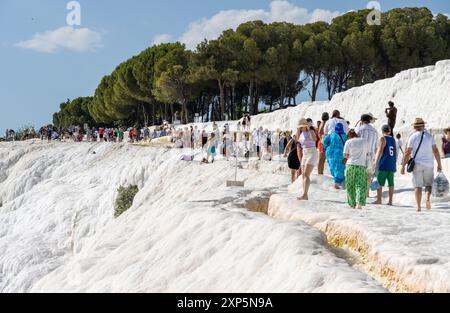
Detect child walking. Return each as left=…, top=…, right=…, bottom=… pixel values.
left=374, top=125, right=398, bottom=205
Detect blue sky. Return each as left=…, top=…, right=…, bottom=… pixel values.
left=0, top=0, right=449, bottom=131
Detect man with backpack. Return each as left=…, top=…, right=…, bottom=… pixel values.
left=401, top=118, right=443, bottom=212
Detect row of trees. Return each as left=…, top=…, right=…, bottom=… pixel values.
left=53, top=7, right=450, bottom=128
left=53, top=97, right=98, bottom=128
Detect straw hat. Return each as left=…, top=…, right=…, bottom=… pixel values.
left=298, top=118, right=309, bottom=128
left=367, top=113, right=378, bottom=122
left=412, top=118, right=426, bottom=127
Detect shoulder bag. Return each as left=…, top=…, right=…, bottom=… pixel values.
left=407, top=132, right=424, bottom=173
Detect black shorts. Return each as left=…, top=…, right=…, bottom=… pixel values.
left=257, top=146, right=261, bottom=153
left=99, top=134, right=104, bottom=139
left=202, top=137, right=207, bottom=146
left=288, top=151, right=300, bottom=170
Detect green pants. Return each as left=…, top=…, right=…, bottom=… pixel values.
left=346, top=165, right=368, bottom=207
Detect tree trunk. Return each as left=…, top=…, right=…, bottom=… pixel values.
left=142, top=104, right=148, bottom=126
left=230, top=85, right=235, bottom=120
left=164, top=103, right=168, bottom=122
left=152, top=103, right=156, bottom=126
left=181, top=101, right=187, bottom=124
left=226, top=87, right=231, bottom=121
left=249, top=80, right=254, bottom=115
left=279, top=84, right=284, bottom=109
left=218, top=79, right=225, bottom=121
left=200, top=94, right=204, bottom=123
left=211, top=98, right=215, bottom=122
left=159, top=103, right=164, bottom=124
left=244, top=93, right=249, bottom=114
left=279, top=76, right=288, bottom=109
left=170, top=103, right=174, bottom=123
left=308, top=71, right=321, bottom=102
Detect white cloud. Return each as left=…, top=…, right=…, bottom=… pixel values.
left=15, top=26, right=103, bottom=53
left=152, top=34, right=173, bottom=45
left=432, top=11, right=449, bottom=19
left=173, top=0, right=340, bottom=49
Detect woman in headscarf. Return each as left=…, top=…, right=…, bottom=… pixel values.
left=323, top=123, right=347, bottom=189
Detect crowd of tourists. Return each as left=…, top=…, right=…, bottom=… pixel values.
left=2, top=122, right=175, bottom=143
left=2, top=101, right=449, bottom=212
left=280, top=102, right=448, bottom=212
left=170, top=102, right=448, bottom=212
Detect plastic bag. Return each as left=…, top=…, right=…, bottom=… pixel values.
left=370, top=170, right=380, bottom=191
left=180, top=155, right=194, bottom=162
left=432, top=173, right=450, bottom=198
left=370, top=178, right=380, bottom=191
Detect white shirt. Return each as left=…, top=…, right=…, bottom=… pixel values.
left=224, top=133, right=232, bottom=142
left=344, top=138, right=369, bottom=167
left=355, top=123, right=379, bottom=163
left=396, top=139, right=403, bottom=156
left=324, top=118, right=349, bottom=135
left=253, top=130, right=261, bottom=146
left=407, top=131, right=436, bottom=167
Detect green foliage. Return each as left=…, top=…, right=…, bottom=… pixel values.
left=114, top=185, right=139, bottom=218
left=53, top=97, right=97, bottom=128
left=88, top=43, right=186, bottom=126
left=53, top=7, right=450, bottom=126
left=380, top=8, right=448, bottom=76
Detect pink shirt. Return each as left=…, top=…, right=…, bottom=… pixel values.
left=299, top=131, right=316, bottom=149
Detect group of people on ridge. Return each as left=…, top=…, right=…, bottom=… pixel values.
left=3, top=101, right=448, bottom=212
left=285, top=101, right=445, bottom=212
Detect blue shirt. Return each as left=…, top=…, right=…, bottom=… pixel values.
left=379, top=136, right=397, bottom=172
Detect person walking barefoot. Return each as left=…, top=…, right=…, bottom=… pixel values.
left=296, top=118, right=318, bottom=201
left=401, top=118, right=443, bottom=212
left=344, top=130, right=370, bottom=209
left=374, top=125, right=397, bottom=206
left=323, top=123, right=347, bottom=189
left=356, top=114, right=379, bottom=198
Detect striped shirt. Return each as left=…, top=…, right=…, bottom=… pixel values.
left=355, top=123, right=379, bottom=164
